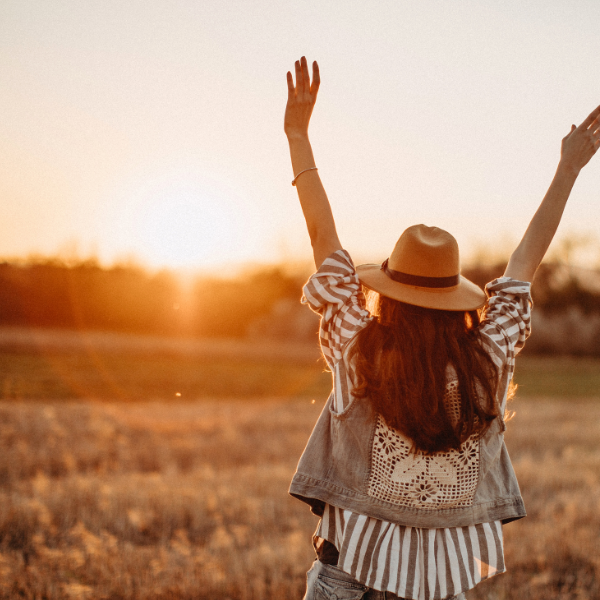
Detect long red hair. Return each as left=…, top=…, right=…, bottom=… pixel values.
left=348, top=290, right=500, bottom=453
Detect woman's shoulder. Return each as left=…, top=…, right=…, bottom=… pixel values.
left=478, top=276, right=533, bottom=366
left=484, top=276, right=532, bottom=296
left=302, top=249, right=365, bottom=312
left=315, top=248, right=356, bottom=273
left=307, top=249, right=357, bottom=287
left=302, top=249, right=372, bottom=368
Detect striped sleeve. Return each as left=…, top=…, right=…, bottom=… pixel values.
left=478, top=277, right=532, bottom=375
left=302, top=249, right=372, bottom=368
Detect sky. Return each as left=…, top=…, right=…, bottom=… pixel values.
left=1, top=0, right=600, bottom=272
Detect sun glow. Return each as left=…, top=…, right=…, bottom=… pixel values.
left=102, top=171, right=261, bottom=270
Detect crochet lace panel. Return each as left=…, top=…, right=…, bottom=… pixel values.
left=367, top=379, right=480, bottom=510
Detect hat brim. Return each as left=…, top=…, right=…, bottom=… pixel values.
left=355, top=264, right=486, bottom=311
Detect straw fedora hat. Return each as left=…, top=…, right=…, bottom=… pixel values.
left=356, top=225, right=486, bottom=311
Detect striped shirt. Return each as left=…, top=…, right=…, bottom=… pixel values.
left=316, top=504, right=504, bottom=600
left=302, top=250, right=532, bottom=600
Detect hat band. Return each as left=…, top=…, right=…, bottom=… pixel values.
left=381, top=259, right=460, bottom=289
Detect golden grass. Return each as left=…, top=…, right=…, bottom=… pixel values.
left=0, top=397, right=599, bottom=599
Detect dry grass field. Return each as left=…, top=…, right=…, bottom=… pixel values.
left=0, top=396, right=599, bottom=600
left=1, top=329, right=600, bottom=598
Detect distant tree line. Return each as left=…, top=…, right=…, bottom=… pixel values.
left=463, top=262, right=600, bottom=316
left=1, top=257, right=600, bottom=353
left=464, top=262, right=600, bottom=355
left=0, top=259, right=307, bottom=339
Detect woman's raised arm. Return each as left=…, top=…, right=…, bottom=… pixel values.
left=285, top=57, right=342, bottom=269
left=504, top=105, right=600, bottom=282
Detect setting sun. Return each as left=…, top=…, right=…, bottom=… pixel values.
left=101, top=171, right=261, bottom=269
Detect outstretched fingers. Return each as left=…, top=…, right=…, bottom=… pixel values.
left=579, top=104, right=600, bottom=130
left=311, top=61, right=320, bottom=96
left=284, top=57, right=320, bottom=138
left=294, top=60, right=304, bottom=96
left=583, top=113, right=600, bottom=154
left=594, top=125, right=600, bottom=151
left=300, top=56, right=311, bottom=99
left=286, top=71, right=295, bottom=99
left=287, top=57, right=319, bottom=105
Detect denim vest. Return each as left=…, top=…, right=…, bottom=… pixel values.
left=289, top=361, right=526, bottom=529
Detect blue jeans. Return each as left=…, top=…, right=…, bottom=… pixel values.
left=303, top=559, right=467, bottom=600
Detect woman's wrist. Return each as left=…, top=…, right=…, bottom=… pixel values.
left=555, top=160, right=581, bottom=180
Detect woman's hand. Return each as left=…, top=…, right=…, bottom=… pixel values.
left=559, top=105, right=600, bottom=175
left=284, top=57, right=320, bottom=140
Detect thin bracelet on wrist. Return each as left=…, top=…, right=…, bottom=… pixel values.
left=292, top=167, right=318, bottom=186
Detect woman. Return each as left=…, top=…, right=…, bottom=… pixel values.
left=284, top=57, right=600, bottom=600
